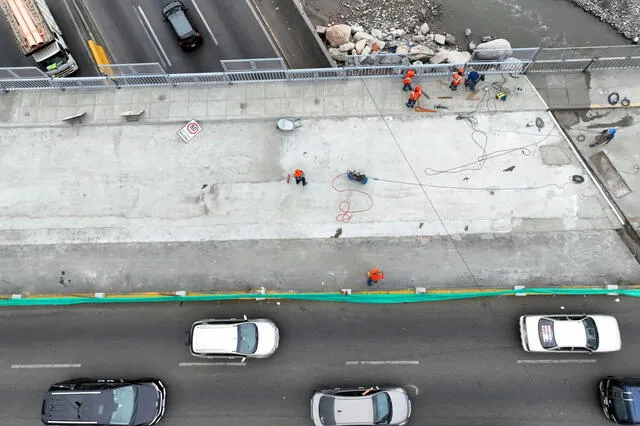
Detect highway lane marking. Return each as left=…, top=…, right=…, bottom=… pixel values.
left=11, top=364, right=82, bottom=369
left=517, top=359, right=598, bottom=364
left=133, top=5, right=172, bottom=68
left=244, top=0, right=279, bottom=56
left=345, top=361, right=420, bottom=366
left=179, top=362, right=247, bottom=367
left=190, top=0, right=219, bottom=46
left=67, top=0, right=95, bottom=39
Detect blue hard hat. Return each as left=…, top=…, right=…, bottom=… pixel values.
left=610, top=128, right=617, bottom=134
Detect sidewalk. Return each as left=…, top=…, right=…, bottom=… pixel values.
left=1, top=71, right=640, bottom=293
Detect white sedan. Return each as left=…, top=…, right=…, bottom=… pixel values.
left=519, top=314, right=621, bottom=353
left=189, top=315, right=279, bottom=361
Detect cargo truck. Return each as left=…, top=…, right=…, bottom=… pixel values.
left=0, top=0, right=78, bottom=77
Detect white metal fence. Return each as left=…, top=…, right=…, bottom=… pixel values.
left=0, top=45, right=638, bottom=92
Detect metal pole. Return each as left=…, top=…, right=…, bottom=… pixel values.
left=522, top=47, right=543, bottom=74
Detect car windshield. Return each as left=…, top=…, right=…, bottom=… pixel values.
left=372, top=392, right=392, bottom=424
left=237, top=323, right=258, bottom=354
left=109, top=385, right=137, bottom=425
left=538, top=318, right=556, bottom=349
left=318, top=396, right=335, bottom=425
left=582, top=317, right=599, bottom=350
left=39, top=51, right=70, bottom=72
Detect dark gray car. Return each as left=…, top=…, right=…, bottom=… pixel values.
left=311, top=386, right=411, bottom=426
left=162, top=1, right=202, bottom=50
left=41, top=378, right=166, bottom=426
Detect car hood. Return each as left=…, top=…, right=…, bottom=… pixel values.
left=132, top=384, right=162, bottom=425
left=254, top=320, right=279, bottom=357
left=388, top=389, right=411, bottom=425
left=591, top=315, right=621, bottom=352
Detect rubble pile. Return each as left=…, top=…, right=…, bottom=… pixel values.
left=316, top=21, right=515, bottom=67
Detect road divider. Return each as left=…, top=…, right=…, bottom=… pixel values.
left=88, top=39, right=112, bottom=75
left=0, top=285, right=638, bottom=307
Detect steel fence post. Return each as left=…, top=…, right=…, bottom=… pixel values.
left=522, top=47, right=542, bottom=74
left=583, top=58, right=597, bottom=72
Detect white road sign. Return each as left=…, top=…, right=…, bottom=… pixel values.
left=178, top=120, right=202, bottom=143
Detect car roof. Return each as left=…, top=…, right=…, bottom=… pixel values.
left=552, top=318, right=587, bottom=347
left=44, top=389, right=109, bottom=423
left=163, top=3, right=194, bottom=38
left=333, top=395, right=373, bottom=424
left=192, top=323, right=237, bottom=353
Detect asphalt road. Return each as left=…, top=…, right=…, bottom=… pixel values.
left=0, top=296, right=638, bottom=425
left=0, top=0, right=99, bottom=76
left=84, top=0, right=277, bottom=74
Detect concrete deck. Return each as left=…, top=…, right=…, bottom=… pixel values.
left=1, top=71, right=640, bottom=292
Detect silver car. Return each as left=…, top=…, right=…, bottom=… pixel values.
left=310, top=386, right=411, bottom=426
left=188, top=315, right=279, bottom=362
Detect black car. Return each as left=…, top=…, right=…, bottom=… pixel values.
left=162, top=1, right=203, bottom=50
left=600, top=377, right=640, bottom=424
left=41, top=378, right=166, bottom=426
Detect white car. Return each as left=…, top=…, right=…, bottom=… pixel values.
left=188, top=315, right=279, bottom=361
left=519, top=314, right=621, bottom=353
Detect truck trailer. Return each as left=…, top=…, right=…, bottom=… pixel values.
left=0, top=0, right=78, bottom=77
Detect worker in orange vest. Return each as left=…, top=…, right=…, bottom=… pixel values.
left=293, top=169, right=307, bottom=186
left=367, top=267, right=385, bottom=286
left=449, top=67, right=464, bottom=90
left=405, top=85, right=422, bottom=108
left=402, top=69, right=415, bottom=91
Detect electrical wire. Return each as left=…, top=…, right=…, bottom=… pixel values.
left=331, top=173, right=374, bottom=223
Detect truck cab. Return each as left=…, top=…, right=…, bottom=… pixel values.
left=600, top=377, right=640, bottom=424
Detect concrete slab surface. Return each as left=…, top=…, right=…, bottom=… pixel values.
left=0, top=112, right=618, bottom=245
left=1, top=72, right=640, bottom=292
left=556, top=108, right=640, bottom=230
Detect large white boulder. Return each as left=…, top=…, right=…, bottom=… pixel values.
left=325, top=24, right=351, bottom=47
left=429, top=50, right=449, bottom=64
left=339, top=42, right=355, bottom=52
left=444, top=50, right=471, bottom=64
left=473, top=38, right=513, bottom=60
left=434, top=34, right=446, bottom=45
left=419, top=22, right=430, bottom=34
left=328, top=47, right=347, bottom=62
left=408, top=45, right=435, bottom=62
left=353, top=31, right=374, bottom=42
left=395, top=45, right=410, bottom=55
left=351, top=24, right=364, bottom=34
left=355, top=39, right=367, bottom=54
left=371, top=28, right=384, bottom=39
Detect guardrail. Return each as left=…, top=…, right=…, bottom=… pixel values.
left=0, top=45, right=639, bottom=92
left=0, top=286, right=633, bottom=306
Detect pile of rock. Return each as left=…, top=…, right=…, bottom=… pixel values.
left=317, top=22, right=514, bottom=67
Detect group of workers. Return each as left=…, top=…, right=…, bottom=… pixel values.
left=402, top=67, right=485, bottom=108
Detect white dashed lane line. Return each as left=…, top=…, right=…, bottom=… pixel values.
left=517, top=359, right=597, bottom=364
left=345, top=360, right=420, bottom=366
left=11, top=364, right=82, bottom=369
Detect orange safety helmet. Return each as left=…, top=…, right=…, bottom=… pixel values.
left=458, top=67, right=465, bottom=75
left=414, top=85, right=421, bottom=92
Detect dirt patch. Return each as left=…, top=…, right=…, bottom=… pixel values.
left=301, top=0, right=443, bottom=33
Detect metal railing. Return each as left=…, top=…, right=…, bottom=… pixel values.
left=0, top=45, right=639, bottom=91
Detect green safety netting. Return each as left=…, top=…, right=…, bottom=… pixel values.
left=0, top=287, right=638, bottom=306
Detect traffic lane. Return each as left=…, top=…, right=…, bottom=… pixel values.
left=0, top=296, right=636, bottom=365
left=130, top=0, right=222, bottom=73
left=192, top=0, right=276, bottom=59
left=46, top=0, right=99, bottom=76
left=0, top=297, right=635, bottom=426
left=78, top=0, right=157, bottom=65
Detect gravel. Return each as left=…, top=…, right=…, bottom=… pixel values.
left=565, top=0, right=640, bottom=41
left=301, top=0, right=443, bottom=34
